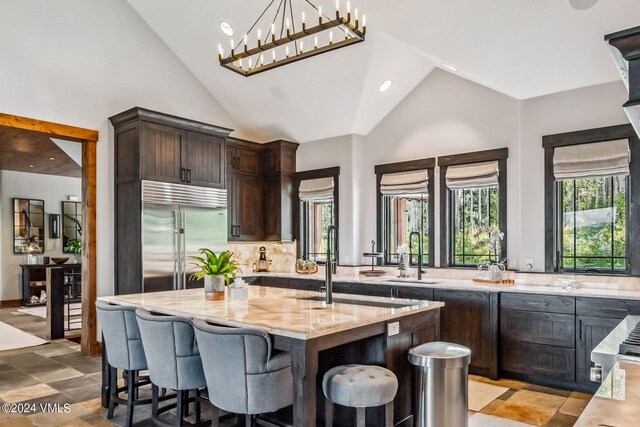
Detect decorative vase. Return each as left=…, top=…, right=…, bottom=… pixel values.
left=204, top=275, right=226, bottom=301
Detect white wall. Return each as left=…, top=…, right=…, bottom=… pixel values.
left=299, top=69, right=522, bottom=265
left=0, top=171, right=82, bottom=301
left=297, top=70, right=631, bottom=271
left=0, top=0, right=238, bottom=299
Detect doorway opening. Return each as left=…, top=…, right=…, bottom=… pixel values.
left=0, top=113, right=98, bottom=356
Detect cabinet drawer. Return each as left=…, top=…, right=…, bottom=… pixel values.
left=501, top=293, right=575, bottom=314
left=334, top=282, right=370, bottom=296
left=500, top=309, right=575, bottom=348
left=501, top=340, right=575, bottom=382
left=576, top=297, right=640, bottom=319
left=397, top=287, right=434, bottom=301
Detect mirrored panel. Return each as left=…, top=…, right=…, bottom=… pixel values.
left=13, top=198, right=45, bottom=254
left=62, top=201, right=82, bottom=253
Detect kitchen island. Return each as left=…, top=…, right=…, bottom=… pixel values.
left=98, top=286, right=443, bottom=426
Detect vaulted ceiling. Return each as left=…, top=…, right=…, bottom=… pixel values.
left=126, top=0, right=637, bottom=143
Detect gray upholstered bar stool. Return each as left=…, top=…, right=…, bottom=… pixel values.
left=136, top=308, right=207, bottom=427
left=192, top=319, right=293, bottom=427
left=97, top=300, right=152, bottom=427
left=323, top=364, right=398, bottom=427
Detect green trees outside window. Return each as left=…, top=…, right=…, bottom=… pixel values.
left=559, top=175, right=627, bottom=272
left=383, top=196, right=429, bottom=265
left=451, top=186, right=499, bottom=266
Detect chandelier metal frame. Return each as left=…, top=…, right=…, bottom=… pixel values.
left=218, top=0, right=366, bottom=77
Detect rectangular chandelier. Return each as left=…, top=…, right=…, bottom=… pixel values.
left=218, top=1, right=366, bottom=77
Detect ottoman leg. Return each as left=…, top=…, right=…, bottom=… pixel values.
left=385, top=402, right=394, bottom=427
left=356, top=407, right=366, bottom=427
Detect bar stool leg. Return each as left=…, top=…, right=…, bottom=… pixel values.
left=125, top=369, right=135, bottom=427
left=107, top=365, right=117, bottom=419
left=151, top=385, right=159, bottom=418
left=194, top=389, right=201, bottom=426
left=356, top=407, right=366, bottom=427
left=325, top=399, right=334, bottom=427
left=245, top=414, right=253, bottom=427
left=385, top=402, right=394, bottom=427
left=211, top=404, right=220, bottom=427
left=175, top=390, right=184, bottom=427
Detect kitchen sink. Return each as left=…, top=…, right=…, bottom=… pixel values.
left=300, top=295, right=416, bottom=309
left=385, top=279, right=442, bottom=285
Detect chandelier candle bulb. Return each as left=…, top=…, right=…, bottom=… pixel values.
left=260, top=54, right=264, bottom=66
left=318, top=6, right=322, bottom=24
left=300, top=40, right=304, bottom=52
left=272, top=50, right=276, bottom=62
left=314, top=35, right=318, bottom=48
left=362, top=15, right=366, bottom=32
left=248, top=58, right=252, bottom=69
left=330, top=31, right=333, bottom=44
left=286, top=45, right=290, bottom=58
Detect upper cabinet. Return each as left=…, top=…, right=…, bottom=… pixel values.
left=226, top=138, right=298, bottom=242
left=110, top=107, right=232, bottom=188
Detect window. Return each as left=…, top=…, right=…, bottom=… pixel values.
left=382, top=195, right=429, bottom=265
left=451, top=186, right=499, bottom=265
left=301, top=200, right=334, bottom=262
left=558, top=176, right=627, bottom=272
left=439, top=149, right=508, bottom=267
left=375, top=159, right=435, bottom=266
left=294, top=167, right=339, bottom=263
left=544, top=129, right=638, bottom=275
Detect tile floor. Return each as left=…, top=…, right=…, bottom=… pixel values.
left=0, top=307, right=591, bottom=426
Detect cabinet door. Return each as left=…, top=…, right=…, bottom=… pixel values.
left=434, top=290, right=498, bottom=376
left=226, top=172, right=239, bottom=240
left=501, top=340, right=576, bottom=382
left=396, top=287, right=434, bottom=301
left=263, top=175, right=282, bottom=240
left=500, top=309, right=575, bottom=348
left=334, top=282, right=372, bottom=296
left=236, top=173, right=264, bottom=241
left=184, top=131, right=225, bottom=188
left=236, top=147, right=261, bottom=174
left=576, top=316, right=621, bottom=384
left=140, top=121, right=185, bottom=184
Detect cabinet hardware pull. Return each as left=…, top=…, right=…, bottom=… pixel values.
left=608, top=307, right=630, bottom=312
left=180, top=168, right=186, bottom=182
left=236, top=225, right=240, bottom=237
left=236, top=156, right=241, bottom=169
left=579, top=319, right=582, bottom=340
left=276, top=158, right=280, bottom=172
left=186, top=169, right=192, bottom=183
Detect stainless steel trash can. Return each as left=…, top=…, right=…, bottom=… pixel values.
left=408, top=341, right=471, bottom=427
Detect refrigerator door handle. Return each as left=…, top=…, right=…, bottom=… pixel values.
left=174, top=209, right=181, bottom=291
left=181, top=209, right=187, bottom=290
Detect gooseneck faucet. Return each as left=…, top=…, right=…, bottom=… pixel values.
left=325, top=225, right=338, bottom=305
left=409, top=231, right=424, bottom=281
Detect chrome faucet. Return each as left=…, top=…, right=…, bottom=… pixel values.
left=324, top=225, right=338, bottom=305
left=409, top=231, right=425, bottom=281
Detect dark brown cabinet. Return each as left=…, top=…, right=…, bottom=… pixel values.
left=226, top=138, right=298, bottom=242
left=110, top=107, right=232, bottom=295
left=112, top=107, right=229, bottom=188
left=575, top=316, right=620, bottom=384
left=434, top=289, right=499, bottom=379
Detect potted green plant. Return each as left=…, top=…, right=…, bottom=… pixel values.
left=189, top=249, right=239, bottom=301
left=64, top=238, right=82, bottom=253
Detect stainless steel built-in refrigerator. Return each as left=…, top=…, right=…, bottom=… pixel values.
left=141, top=181, right=227, bottom=293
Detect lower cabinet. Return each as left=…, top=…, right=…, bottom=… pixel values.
left=434, top=289, right=499, bottom=379
left=575, top=316, right=621, bottom=384
left=501, top=340, right=575, bottom=382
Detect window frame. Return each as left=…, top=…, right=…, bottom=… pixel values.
left=293, top=166, right=340, bottom=263
left=543, top=124, right=640, bottom=276
left=439, top=148, right=509, bottom=268
left=375, top=158, right=436, bottom=267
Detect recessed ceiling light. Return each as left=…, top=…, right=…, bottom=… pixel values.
left=442, top=63, right=460, bottom=72
left=219, top=22, right=234, bottom=37
left=378, top=79, right=393, bottom=93
left=29, top=164, right=34, bottom=168
left=49, top=157, right=55, bottom=160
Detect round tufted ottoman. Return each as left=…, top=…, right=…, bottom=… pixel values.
left=322, top=364, right=398, bottom=427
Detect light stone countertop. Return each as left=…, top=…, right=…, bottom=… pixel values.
left=98, top=286, right=443, bottom=340
left=245, top=272, right=640, bottom=300
left=575, top=360, right=640, bottom=426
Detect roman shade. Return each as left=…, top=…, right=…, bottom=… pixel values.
left=553, top=139, right=630, bottom=180
left=299, top=177, right=334, bottom=202
left=445, top=161, right=499, bottom=189
left=380, top=170, right=428, bottom=197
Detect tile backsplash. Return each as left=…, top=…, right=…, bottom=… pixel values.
left=228, top=241, right=297, bottom=275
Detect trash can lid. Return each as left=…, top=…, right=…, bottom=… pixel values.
left=408, top=341, right=472, bottom=368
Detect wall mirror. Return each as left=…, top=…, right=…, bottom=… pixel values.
left=13, top=198, right=45, bottom=254
left=62, top=201, right=82, bottom=253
